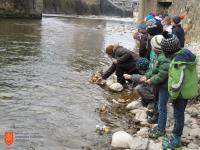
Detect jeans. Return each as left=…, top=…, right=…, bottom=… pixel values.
left=172, top=97, right=187, bottom=137
left=157, top=87, right=169, bottom=131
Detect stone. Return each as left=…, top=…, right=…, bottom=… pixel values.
left=129, top=136, right=149, bottom=150
left=136, top=127, right=149, bottom=138
left=131, top=109, right=147, bottom=122
left=111, top=131, right=134, bottom=149
left=126, top=99, right=143, bottom=110
left=147, top=140, right=162, bottom=150
left=0, top=0, right=43, bottom=18
left=187, top=143, right=199, bottom=149
left=109, top=83, right=123, bottom=92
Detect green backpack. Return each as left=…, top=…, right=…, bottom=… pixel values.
left=168, top=49, right=198, bottom=100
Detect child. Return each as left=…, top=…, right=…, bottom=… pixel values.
left=123, top=57, right=154, bottom=107
left=161, top=33, right=198, bottom=149
left=142, top=34, right=171, bottom=138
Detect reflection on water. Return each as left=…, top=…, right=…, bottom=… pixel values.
left=0, top=16, right=136, bottom=150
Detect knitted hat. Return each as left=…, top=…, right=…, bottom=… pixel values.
left=172, top=16, right=181, bottom=24
left=106, top=45, right=114, bottom=55
left=136, top=57, right=149, bottom=71
left=151, top=35, right=164, bottom=53
left=161, top=32, right=180, bottom=55
left=144, top=15, right=154, bottom=22
left=137, top=23, right=146, bottom=30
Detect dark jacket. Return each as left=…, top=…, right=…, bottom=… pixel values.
left=102, top=45, right=138, bottom=79
left=134, top=31, right=148, bottom=58
left=172, top=24, right=185, bottom=48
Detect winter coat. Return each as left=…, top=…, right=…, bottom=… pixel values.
left=134, top=31, right=148, bottom=58
left=172, top=24, right=185, bottom=48
left=102, top=46, right=138, bottom=79
left=168, top=49, right=198, bottom=100
left=145, top=53, right=171, bottom=89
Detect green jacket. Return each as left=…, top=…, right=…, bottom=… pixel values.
left=146, top=52, right=171, bottom=89
left=168, top=49, right=198, bottom=100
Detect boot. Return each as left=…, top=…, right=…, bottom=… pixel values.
left=148, top=126, right=165, bottom=139
left=162, top=134, right=182, bottom=150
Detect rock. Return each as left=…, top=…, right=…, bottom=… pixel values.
left=136, top=127, right=149, bottom=138
left=126, top=99, right=142, bottom=110
left=129, top=136, right=149, bottom=150
left=106, top=79, right=114, bottom=87
left=186, top=107, right=199, bottom=118
left=187, top=128, right=200, bottom=139
left=109, top=83, right=123, bottom=92
left=147, top=140, right=162, bottom=150
left=131, top=109, right=147, bottom=122
left=0, top=0, right=43, bottom=18
left=111, top=131, right=134, bottom=149
left=187, top=143, right=199, bottom=149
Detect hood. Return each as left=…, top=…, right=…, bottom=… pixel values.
left=175, top=49, right=196, bottom=63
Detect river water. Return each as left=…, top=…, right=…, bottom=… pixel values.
left=0, top=16, right=138, bottom=150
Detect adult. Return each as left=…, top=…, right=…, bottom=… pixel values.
left=162, top=16, right=172, bottom=33
left=100, top=45, right=138, bottom=87
left=171, top=16, right=185, bottom=48
left=133, top=23, right=149, bottom=58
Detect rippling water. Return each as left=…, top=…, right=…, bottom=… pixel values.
left=0, top=16, right=137, bottom=150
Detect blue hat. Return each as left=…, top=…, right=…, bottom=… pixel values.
left=137, top=23, right=146, bottom=30
left=144, top=15, right=154, bottom=22
left=172, top=16, right=181, bottom=24
left=136, top=57, right=149, bottom=71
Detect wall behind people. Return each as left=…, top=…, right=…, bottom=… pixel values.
left=168, top=0, right=200, bottom=42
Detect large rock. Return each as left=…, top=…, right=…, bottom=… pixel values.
left=129, top=136, right=149, bottom=150
left=147, top=140, right=162, bottom=150
left=136, top=127, right=149, bottom=138
left=0, top=0, right=43, bottom=18
left=111, top=131, right=134, bottom=149
left=109, top=83, right=123, bottom=92
left=111, top=131, right=149, bottom=150
left=126, top=99, right=143, bottom=110
left=131, top=109, right=147, bottom=123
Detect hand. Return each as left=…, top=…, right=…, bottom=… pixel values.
left=123, top=74, right=132, bottom=80
left=112, top=58, right=118, bottom=64
left=139, top=76, right=147, bottom=82
left=145, top=79, right=151, bottom=85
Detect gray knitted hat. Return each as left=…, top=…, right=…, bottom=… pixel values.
left=161, top=32, right=180, bottom=54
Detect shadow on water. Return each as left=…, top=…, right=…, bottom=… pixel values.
left=0, top=16, right=138, bottom=150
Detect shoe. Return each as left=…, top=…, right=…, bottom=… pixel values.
left=148, top=126, right=165, bottom=139
left=162, top=134, right=182, bottom=150
left=147, top=113, right=158, bottom=124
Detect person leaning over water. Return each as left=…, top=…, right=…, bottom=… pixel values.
left=99, top=44, right=139, bottom=87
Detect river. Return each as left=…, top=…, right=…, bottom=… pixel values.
left=0, top=16, right=138, bottom=150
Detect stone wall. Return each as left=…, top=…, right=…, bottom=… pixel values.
left=43, top=0, right=100, bottom=15
left=169, top=0, right=200, bottom=42
left=0, top=0, right=43, bottom=18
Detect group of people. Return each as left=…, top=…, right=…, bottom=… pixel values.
left=98, top=12, right=198, bottom=149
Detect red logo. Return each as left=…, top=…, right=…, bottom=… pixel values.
left=4, top=131, right=14, bottom=146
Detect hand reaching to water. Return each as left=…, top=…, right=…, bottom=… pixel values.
left=123, top=74, right=132, bottom=80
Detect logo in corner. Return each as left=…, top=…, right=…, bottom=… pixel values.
left=4, top=131, right=14, bottom=146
